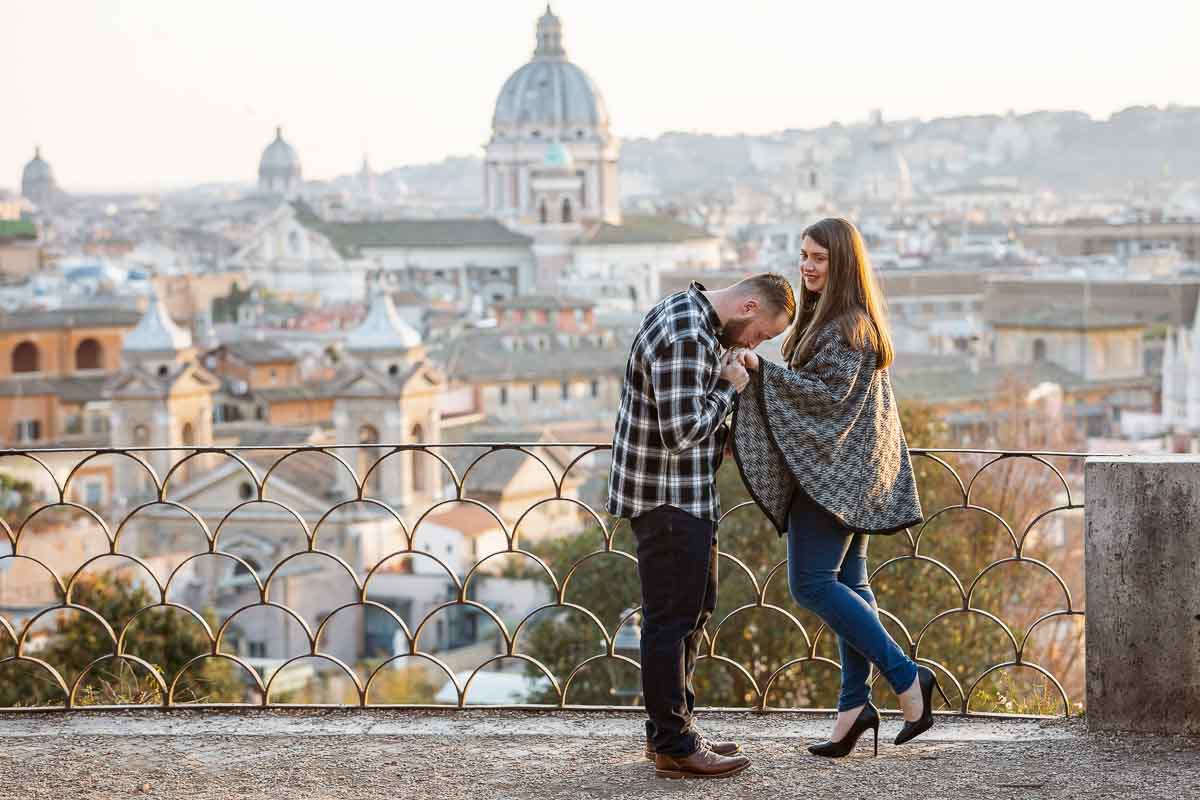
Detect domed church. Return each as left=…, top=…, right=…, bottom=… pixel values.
left=258, top=126, right=303, bottom=196
left=236, top=7, right=720, bottom=310
left=486, top=5, right=620, bottom=228
left=21, top=147, right=60, bottom=207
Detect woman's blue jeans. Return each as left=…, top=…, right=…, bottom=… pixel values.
left=787, top=491, right=918, bottom=711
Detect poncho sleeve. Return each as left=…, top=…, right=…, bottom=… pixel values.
left=757, top=327, right=868, bottom=414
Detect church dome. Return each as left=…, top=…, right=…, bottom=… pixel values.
left=258, top=127, right=302, bottom=186
left=123, top=292, right=192, bottom=355
left=345, top=292, right=422, bottom=354
left=22, top=147, right=53, bottom=184
left=21, top=147, right=57, bottom=203
left=491, top=6, right=609, bottom=134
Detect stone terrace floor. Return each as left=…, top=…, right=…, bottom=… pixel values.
left=0, top=710, right=1196, bottom=800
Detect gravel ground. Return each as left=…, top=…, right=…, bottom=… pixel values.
left=0, top=710, right=1196, bottom=800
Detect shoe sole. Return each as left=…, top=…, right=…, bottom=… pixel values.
left=655, top=762, right=750, bottom=780
left=645, top=747, right=742, bottom=761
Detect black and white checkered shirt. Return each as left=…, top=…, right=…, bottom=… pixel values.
left=607, top=283, right=736, bottom=522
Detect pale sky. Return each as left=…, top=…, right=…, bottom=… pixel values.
left=5, top=0, right=1198, bottom=192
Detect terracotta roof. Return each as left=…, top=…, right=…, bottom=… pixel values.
left=494, top=295, right=595, bottom=312
left=427, top=503, right=505, bottom=537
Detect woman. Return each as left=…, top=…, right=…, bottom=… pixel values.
left=731, top=217, right=946, bottom=758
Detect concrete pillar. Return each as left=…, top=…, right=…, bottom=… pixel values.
left=1084, top=455, right=1200, bottom=734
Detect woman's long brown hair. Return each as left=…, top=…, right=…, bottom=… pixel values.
left=780, top=217, right=894, bottom=370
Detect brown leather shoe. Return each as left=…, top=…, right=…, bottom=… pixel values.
left=645, top=737, right=742, bottom=760
left=654, top=745, right=750, bottom=779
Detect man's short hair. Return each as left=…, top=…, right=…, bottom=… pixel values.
left=733, top=272, right=796, bottom=319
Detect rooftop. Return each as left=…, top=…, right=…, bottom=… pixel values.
left=494, top=295, right=596, bottom=312
left=585, top=214, right=715, bottom=245
left=0, top=220, right=37, bottom=241
left=0, top=307, right=142, bottom=333
left=294, top=203, right=533, bottom=255
left=221, top=340, right=299, bottom=365
left=0, top=710, right=1193, bottom=800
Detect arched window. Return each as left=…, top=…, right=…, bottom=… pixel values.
left=288, top=230, right=302, bottom=255
left=410, top=424, right=426, bottom=494
left=133, top=424, right=150, bottom=445
left=539, top=200, right=548, bottom=225
left=75, top=338, right=103, bottom=370
left=11, top=341, right=38, bottom=374
left=359, top=424, right=382, bottom=495
left=233, top=556, right=261, bottom=577
left=1032, top=338, right=1047, bottom=362
left=561, top=198, right=573, bottom=223
left=181, top=422, right=195, bottom=446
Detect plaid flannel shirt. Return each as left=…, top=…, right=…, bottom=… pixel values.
left=607, top=282, right=737, bottom=522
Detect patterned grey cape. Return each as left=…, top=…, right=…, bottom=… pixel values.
left=732, top=320, right=923, bottom=535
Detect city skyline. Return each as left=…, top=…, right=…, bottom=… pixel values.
left=6, top=0, right=1199, bottom=192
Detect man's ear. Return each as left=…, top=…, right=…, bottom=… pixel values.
left=742, top=297, right=760, bottom=316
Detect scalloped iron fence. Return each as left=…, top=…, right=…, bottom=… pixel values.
left=0, top=443, right=1091, bottom=716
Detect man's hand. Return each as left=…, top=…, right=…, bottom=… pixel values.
left=720, top=359, right=750, bottom=392
left=726, top=347, right=760, bottom=372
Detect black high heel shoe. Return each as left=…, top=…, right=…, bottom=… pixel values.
left=894, top=665, right=950, bottom=746
left=808, top=702, right=880, bottom=758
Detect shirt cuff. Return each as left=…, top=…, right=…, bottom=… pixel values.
left=714, top=378, right=737, bottom=410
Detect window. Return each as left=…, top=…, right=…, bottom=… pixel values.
left=11, top=341, right=38, bottom=374
left=500, top=387, right=508, bottom=405
left=410, top=424, right=426, bottom=493
left=157, top=365, right=170, bottom=377
left=75, top=338, right=103, bottom=370
left=84, top=481, right=103, bottom=508
left=233, top=556, right=261, bottom=577
left=238, top=482, right=254, bottom=501
left=590, top=380, right=600, bottom=398
left=248, top=641, right=267, bottom=659
left=359, top=425, right=382, bottom=494
left=133, top=424, right=149, bottom=445
left=561, top=381, right=570, bottom=400
left=561, top=198, right=573, bottom=223
left=531, top=384, right=539, bottom=402
left=13, top=420, right=41, bottom=443
left=1032, top=339, right=1047, bottom=362
left=539, top=201, right=548, bottom=225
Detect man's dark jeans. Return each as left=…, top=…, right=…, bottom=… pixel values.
left=631, top=504, right=718, bottom=758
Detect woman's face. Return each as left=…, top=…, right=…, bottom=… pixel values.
left=799, top=235, right=829, bottom=294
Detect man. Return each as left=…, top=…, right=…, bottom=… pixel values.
left=607, top=274, right=795, bottom=779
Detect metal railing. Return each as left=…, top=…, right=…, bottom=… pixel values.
left=0, top=443, right=1090, bottom=715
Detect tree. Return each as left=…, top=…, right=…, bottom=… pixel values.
left=0, top=572, right=241, bottom=707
